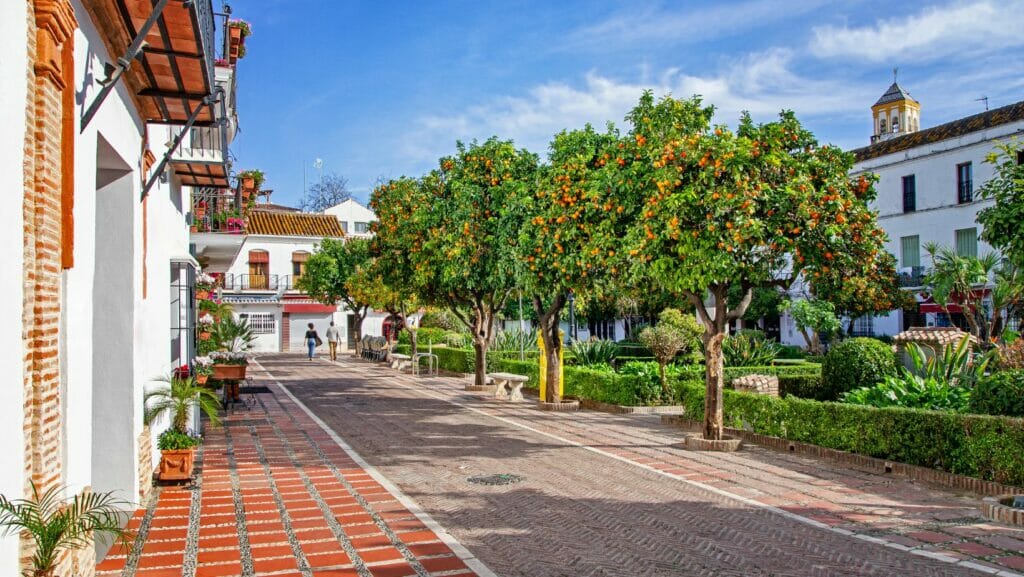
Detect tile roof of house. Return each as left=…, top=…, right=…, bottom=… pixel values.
left=251, top=203, right=300, bottom=213
left=874, top=82, right=917, bottom=107
left=246, top=210, right=344, bottom=238
left=893, top=326, right=978, bottom=347
left=853, top=99, right=1024, bottom=162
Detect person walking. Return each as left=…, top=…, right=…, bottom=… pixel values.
left=325, top=321, right=341, bottom=361
left=305, top=323, right=321, bottom=360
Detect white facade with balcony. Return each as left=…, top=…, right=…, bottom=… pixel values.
left=778, top=91, right=1024, bottom=346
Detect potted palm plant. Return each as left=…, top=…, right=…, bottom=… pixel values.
left=0, top=482, right=133, bottom=577
left=144, top=375, right=221, bottom=482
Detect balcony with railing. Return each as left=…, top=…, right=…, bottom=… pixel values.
left=898, top=266, right=928, bottom=288
left=218, top=273, right=294, bottom=292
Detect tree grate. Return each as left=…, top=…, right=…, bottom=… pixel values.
left=468, top=473, right=524, bottom=486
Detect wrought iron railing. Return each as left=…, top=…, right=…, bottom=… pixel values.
left=193, top=0, right=217, bottom=86
left=898, top=266, right=928, bottom=288
left=958, top=180, right=973, bottom=204
left=219, top=273, right=293, bottom=292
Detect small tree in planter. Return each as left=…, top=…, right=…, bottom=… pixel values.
left=144, top=376, right=220, bottom=481
left=0, top=482, right=134, bottom=577
left=638, top=309, right=703, bottom=399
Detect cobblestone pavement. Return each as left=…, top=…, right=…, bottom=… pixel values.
left=256, top=354, right=1024, bottom=577
left=95, top=362, right=491, bottom=577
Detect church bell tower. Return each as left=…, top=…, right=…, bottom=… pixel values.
left=871, top=70, right=920, bottom=143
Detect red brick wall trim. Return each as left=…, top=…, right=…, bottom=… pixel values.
left=661, top=415, right=1024, bottom=497
left=32, top=0, right=76, bottom=89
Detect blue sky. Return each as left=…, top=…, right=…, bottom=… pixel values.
left=227, top=0, right=1024, bottom=207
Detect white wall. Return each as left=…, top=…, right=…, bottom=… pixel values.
left=231, top=303, right=282, bottom=352
left=0, top=1, right=28, bottom=573
left=324, top=199, right=375, bottom=237
left=227, top=235, right=336, bottom=283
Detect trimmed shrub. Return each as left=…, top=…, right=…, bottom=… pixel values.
left=969, top=370, right=1024, bottom=417
left=776, top=345, right=806, bottom=360
left=820, top=337, right=896, bottom=400
left=397, top=327, right=448, bottom=346
left=676, top=382, right=1024, bottom=486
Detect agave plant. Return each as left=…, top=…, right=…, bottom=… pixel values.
left=569, top=339, right=620, bottom=367
left=0, top=482, right=132, bottom=577
left=492, top=328, right=538, bottom=352
left=144, top=375, right=221, bottom=434
left=723, top=329, right=781, bottom=367
left=906, top=335, right=992, bottom=387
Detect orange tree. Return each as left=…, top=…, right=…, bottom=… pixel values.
left=515, top=124, right=633, bottom=402
left=621, top=93, right=891, bottom=441
left=812, top=251, right=913, bottom=335
left=369, top=177, right=429, bottom=354
left=296, top=237, right=372, bottom=353
left=421, top=139, right=538, bottom=386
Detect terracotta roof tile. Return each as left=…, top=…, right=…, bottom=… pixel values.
left=246, top=211, right=344, bottom=238
left=853, top=100, right=1024, bottom=162
left=893, top=326, right=978, bottom=347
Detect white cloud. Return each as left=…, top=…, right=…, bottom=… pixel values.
left=810, top=0, right=1024, bottom=62
left=403, top=49, right=871, bottom=162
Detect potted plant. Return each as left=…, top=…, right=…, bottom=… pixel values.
left=227, top=19, right=252, bottom=42
left=0, top=482, right=134, bottom=577
left=236, top=169, right=264, bottom=191
left=144, top=375, right=221, bottom=482
left=195, top=272, right=216, bottom=300
left=197, top=313, right=214, bottom=341
left=193, top=356, right=214, bottom=385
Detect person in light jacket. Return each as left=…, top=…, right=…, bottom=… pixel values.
left=325, top=321, right=341, bottom=361
left=305, top=323, right=320, bottom=360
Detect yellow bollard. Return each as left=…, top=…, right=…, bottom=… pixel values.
left=538, top=330, right=565, bottom=401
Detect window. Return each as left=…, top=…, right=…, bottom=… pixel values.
left=879, top=118, right=886, bottom=134
left=900, top=235, right=920, bottom=268
left=891, top=117, right=900, bottom=133
left=339, top=221, right=349, bottom=234
left=1017, top=149, right=1024, bottom=165
left=291, top=251, right=309, bottom=283
left=957, top=162, right=973, bottom=204
left=902, top=175, right=916, bottom=212
left=852, top=315, right=875, bottom=337
left=354, top=222, right=370, bottom=234
left=238, top=313, right=275, bottom=335
left=955, top=227, right=978, bottom=258
left=248, top=250, right=269, bottom=289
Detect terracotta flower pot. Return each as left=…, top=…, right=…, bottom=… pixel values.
left=195, top=373, right=209, bottom=385
left=158, top=448, right=195, bottom=481
left=242, top=177, right=255, bottom=190
left=196, top=290, right=210, bottom=300
left=190, top=225, right=197, bottom=233
left=212, top=363, right=247, bottom=380
left=199, top=331, right=211, bottom=341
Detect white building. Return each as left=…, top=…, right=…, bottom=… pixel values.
left=3, top=1, right=244, bottom=574
left=325, top=198, right=377, bottom=237
left=779, top=84, right=1024, bottom=346
left=194, top=210, right=352, bottom=352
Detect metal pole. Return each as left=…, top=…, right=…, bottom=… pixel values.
left=81, top=0, right=173, bottom=131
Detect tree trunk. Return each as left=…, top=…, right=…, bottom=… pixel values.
left=473, top=338, right=487, bottom=387
left=409, top=327, right=418, bottom=357
left=533, top=294, right=566, bottom=403
left=543, top=331, right=561, bottom=402
left=702, top=330, right=726, bottom=441
left=659, top=361, right=669, bottom=400
left=353, top=312, right=365, bottom=356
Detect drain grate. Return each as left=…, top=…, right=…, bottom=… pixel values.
left=468, top=474, right=524, bottom=486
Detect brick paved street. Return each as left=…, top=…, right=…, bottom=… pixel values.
left=95, top=354, right=1024, bottom=577
left=95, top=363, right=490, bottom=577
left=261, top=354, right=1024, bottom=577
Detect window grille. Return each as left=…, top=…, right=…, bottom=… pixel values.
left=239, top=312, right=275, bottom=335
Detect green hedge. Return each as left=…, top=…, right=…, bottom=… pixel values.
left=677, top=382, right=1024, bottom=486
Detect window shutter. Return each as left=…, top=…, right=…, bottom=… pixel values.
left=900, top=236, right=920, bottom=268
left=955, top=228, right=978, bottom=258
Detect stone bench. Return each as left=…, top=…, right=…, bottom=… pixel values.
left=389, top=353, right=412, bottom=371
left=731, top=374, right=779, bottom=397
left=487, top=372, right=529, bottom=401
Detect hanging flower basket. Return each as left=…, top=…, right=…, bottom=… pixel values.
left=241, top=177, right=255, bottom=191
